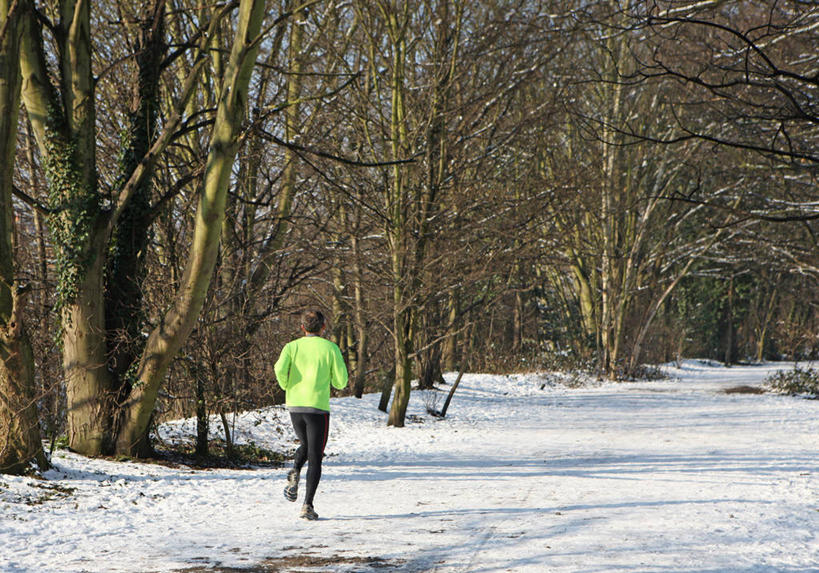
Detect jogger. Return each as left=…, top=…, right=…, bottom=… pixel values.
left=275, top=309, right=348, bottom=520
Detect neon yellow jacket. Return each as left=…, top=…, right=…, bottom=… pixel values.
left=274, top=336, right=348, bottom=412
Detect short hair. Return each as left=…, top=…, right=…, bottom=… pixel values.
left=301, top=309, right=325, bottom=334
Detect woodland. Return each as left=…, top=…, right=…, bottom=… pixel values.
left=0, top=0, right=816, bottom=474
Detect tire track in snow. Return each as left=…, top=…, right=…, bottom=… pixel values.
left=461, top=482, right=537, bottom=572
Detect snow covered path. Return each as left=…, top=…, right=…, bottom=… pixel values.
left=1, top=361, right=817, bottom=572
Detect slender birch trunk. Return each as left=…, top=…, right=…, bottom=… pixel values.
left=599, top=0, right=628, bottom=377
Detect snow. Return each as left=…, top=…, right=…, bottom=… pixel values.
left=1, top=360, right=817, bottom=572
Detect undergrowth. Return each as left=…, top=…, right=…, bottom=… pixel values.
left=765, top=366, right=819, bottom=398
left=156, top=439, right=288, bottom=469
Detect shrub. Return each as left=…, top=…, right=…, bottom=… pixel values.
left=765, top=366, right=819, bottom=397
left=622, top=364, right=669, bottom=382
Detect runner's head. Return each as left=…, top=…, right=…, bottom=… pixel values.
left=301, top=309, right=325, bottom=335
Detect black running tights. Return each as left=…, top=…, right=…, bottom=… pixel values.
left=289, top=411, right=330, bottom=506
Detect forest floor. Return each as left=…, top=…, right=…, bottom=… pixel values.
left=1, top=360, right=817, bottom=572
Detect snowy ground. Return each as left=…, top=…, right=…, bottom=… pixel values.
left=1, top=360, right=817, bottom=572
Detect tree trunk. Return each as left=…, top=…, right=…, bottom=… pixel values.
left=572, top=262, right=597, bottom=339
left=383, top=0, right=461, bottom=425
left=378, top=367, right=394, bottom=412
left=599, top=180, right=615, bottom=375
left=194, top=368, right=208, bottom=457
left=442, top=290, right=459, bottom=372
left=628, top=258, right=695, bottom=373
left=19, top=0, right=117, bottom=455
left=62, top=242, right=115, bottom=454
left=513, top=290, right=523, bottom=353
left=438, top=368, right=464, bottom=419
left=724, top=274, right=735, bottom=366
left=417, top=336, right=444, bottom=390
left=388, top=322, right=413, bottom=427
left=332, top=262, right=348, bottom=355
left=351, top=232, right=368, bottom=398
left=241, top=3, right=304, bottom=299
left=0, top=318, right=48, bottom=474
left=24, top=123, right=49, bottom=324
left=627, top=226, right=726, bottom=373
left=18, top=0, right=253, bottom=457
left=598, top=0, right=631, bottom=378
left=218, top=4, right=302, bottom=394
left=0, top=0, right=47, bottom=473
left=755, top=279, right=779, bottom=363
left=105, top=0, right=166, bottom=400
left=384, top=4, right=413, bottom=427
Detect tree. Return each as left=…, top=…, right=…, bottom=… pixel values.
left=631, top=1, right=817, bottom=164
left=16, top=0, right=270, bottom=456
left=616, top=2, right=818, bottom=226
left=616, top=1, right=818, bottom=364
left=538, top=1, right=717, bottom=377
left=0, top=0, right=48, bottom=474
left=112, top=0, right=270, bottom=455
left=348, top=0, right=562, bottom=425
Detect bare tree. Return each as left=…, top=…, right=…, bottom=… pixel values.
left=15, top=0, right=273, bottom=456
left=0, top=0, right=48, bottom=474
